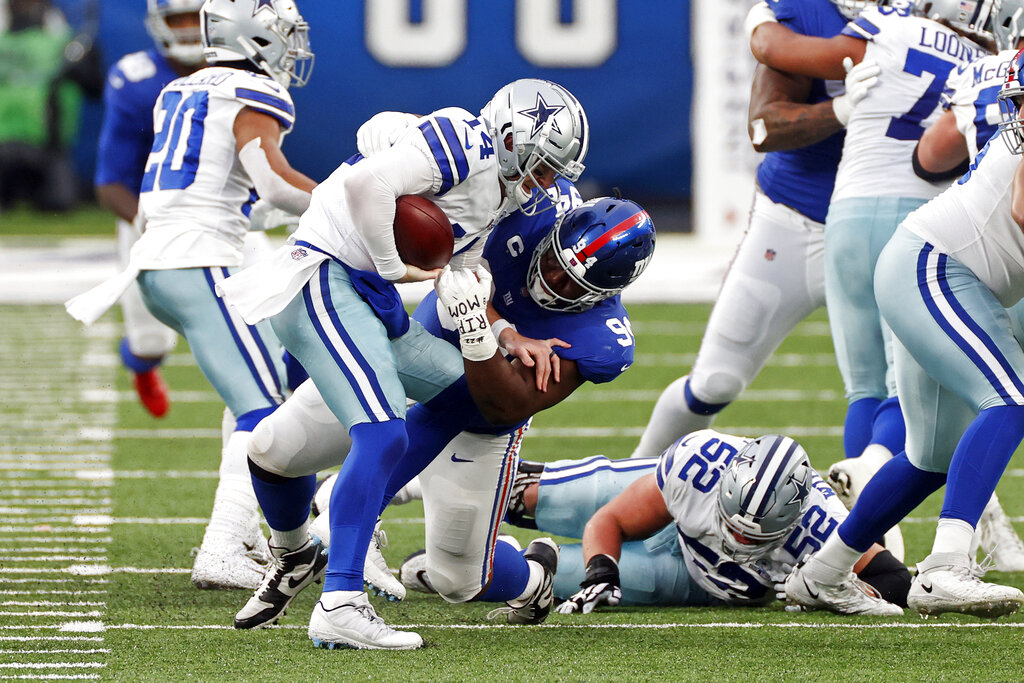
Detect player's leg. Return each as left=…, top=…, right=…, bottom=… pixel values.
left=117, top=218, right=177, bottom=417
left=631, top=192, right=825, bottom=458
left=137, top=267, right=287, bottom=589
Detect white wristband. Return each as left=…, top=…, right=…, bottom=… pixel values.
left=490, top=318, right=516, bottom=344
left=457, top=311, right=499, bottom=362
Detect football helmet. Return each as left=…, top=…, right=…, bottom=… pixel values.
left=908, top=0, right=999, bottom=43
left=994, top=0, right=1024, bottom=50
left=717, top=435, right=813, bottom=562
left=829, top=0, right=878, bottom=20
left=998, top=47, right=1024, bottom=154
left=200, top=0, right=314, bottom=88
left=527, top=197, right=655, bottom=313
left=146, top=0, right=206, bottom=66
left=481, top=79, right=589, bottom=215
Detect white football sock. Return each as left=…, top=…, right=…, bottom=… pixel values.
left=201, top=430, right=259, bottom=550
left=270, top=520, right=310, bottom=551
left=630, top=376, right=713, bottom=459
left=319, top=589, right=364, bottom=609
left=509, top=558, right=543, bottom=607
left=807, top=532, right=863, bottom=584
left=932, top=518, right=976, bottom=556
left=857, top=443, right=893, bottom=469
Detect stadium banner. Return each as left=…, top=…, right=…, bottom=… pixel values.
left=691, top=0, right=761, bottom=242
left=70, top=0, right=694, bottom=219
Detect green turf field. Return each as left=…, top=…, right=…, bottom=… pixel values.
left=2, top=209, right=1023, bottom=680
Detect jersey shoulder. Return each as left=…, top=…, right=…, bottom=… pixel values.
left=106, top=49, right=175, bottom=105
left=768, top=0, right=845, bottom=36
left=548, top=299, right=634, bottom=384
left=656, top=430, right=750, bottom=501
left=410, top=107, right=496, bottom=196
left=175, top=67, right=296, bottom=130
left=841, top=3, right=915, bottom=42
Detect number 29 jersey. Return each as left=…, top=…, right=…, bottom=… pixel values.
left=656, top=430, right=848, bottom=604
left=833, top=5, right=983, bottom=203
left=134, top=67, right=296, bottom=269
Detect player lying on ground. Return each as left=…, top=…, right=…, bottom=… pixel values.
left=397, top=429, right=911, bottom=613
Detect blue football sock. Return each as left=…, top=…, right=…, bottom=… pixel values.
left=843, top=397, right=880, bottom=458
left=282, top=350, right=309, bottom=393
left=324, top=419, right=408, bottom=592
left=869, top=396, right=905, bottom=455
left=941, top=405, right=1024, bottom=526
left=837, top=451, right=946, bottom=551
left=476, top=539, right=531, bottom=603
left=248, top=460, right=315, bottom=532
left=119, top=338, right=161, bottom=374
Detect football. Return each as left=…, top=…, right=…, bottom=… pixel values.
left=393, top=195, right=455, bottom=270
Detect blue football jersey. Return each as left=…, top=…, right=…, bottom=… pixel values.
left=755, top=0, right=848, bottom=224
left=94, top=49, right=180, bottom=192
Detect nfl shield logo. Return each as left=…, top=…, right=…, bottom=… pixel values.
left=291, top=248, right=308, bottom=260
left=764, top=249, right=776, bottom=261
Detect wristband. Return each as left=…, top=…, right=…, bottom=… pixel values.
left=490, top=318, right=515, bottom=345
left=457, top=310, right=499, bottom=362
left=581, top=553, right=620, bottom=588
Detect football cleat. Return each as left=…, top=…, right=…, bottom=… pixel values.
left=191, top=544, right=267, bottom=591
left=134, top=368, right=170, bottom=418
left=399, top=550, right=436, bottom=594
left=978, top=493, right=1024, bottom=572
left=784, top=558, right=904, bottom=616
left=364, top=519, right=405, bottom=602
left=487, top=537, right=559, bottom=625
left=908, top=551, right=1024, bottom=619
left=827, top=451, right=905, bottom=562
left=308, top=591, right=423, bottom=650
left=505, top=460, right=544, bottom=529
left=233, top=538, right=327, bottom=629
left=243, top=515, right=271, bottom=567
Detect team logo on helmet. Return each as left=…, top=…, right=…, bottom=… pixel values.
left=253, top=0, right=276, bottom=14
left=518, top=94, right=566, bottom=138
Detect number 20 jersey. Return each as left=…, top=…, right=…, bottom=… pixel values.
left=833, top=5, right=983, bottom=203
left=657, top=430, right=848, bottom=604
left=135, top=67, right=295, bottom=269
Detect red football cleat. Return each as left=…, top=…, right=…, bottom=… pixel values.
left=134, top=369, right=170, bottom=418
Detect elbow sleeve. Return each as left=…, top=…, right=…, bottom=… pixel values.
left=238, top=137, right=311, bottom=216
left=912, top=142, right=970, bottom=183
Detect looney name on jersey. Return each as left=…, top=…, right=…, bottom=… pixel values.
left=917, top=26, right=983, bottom=64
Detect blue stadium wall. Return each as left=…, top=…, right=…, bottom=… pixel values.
left=74, top=1, right=691, bottom=202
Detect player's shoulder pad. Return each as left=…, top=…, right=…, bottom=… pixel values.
left=181, top=67, right=296, bottom=130
left=413, top=107, right=490, bottom=195
left=841, top=5, right=893, bottom=41
left=109, top=50, right=158, bottom=89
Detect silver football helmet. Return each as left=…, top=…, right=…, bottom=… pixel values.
left=717, top=435, right=813, bottom=562
left=909, top=0, right=999, bottom=43
left=994, top=0, right=1024, bottom=50
left=480, top=79, right=589, bottom=215
left=146, top=0, right=206, bottom=66
left=829, top=0, right=878, bottom=20
left=200, top=0, right=314, bottom=88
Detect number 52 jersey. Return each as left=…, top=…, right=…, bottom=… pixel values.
left=134, top=67, right=296, bottom=269
left=657, top=430, right=849, bottom=604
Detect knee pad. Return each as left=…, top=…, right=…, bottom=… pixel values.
left=425, top=563, right=481, bottom=604
left=424, top=503, right=484, bottom=603
left=709, top=271, right=781, bottom=347
left=249, top=384, right=352, bottom=477
left=689, top=371, right=744, bottom=407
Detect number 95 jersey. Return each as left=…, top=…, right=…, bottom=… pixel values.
left=657, top=430, right=848, bottom=604
left=135, top=67, right=295, bottom=269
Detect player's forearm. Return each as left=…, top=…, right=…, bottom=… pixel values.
left=749, top=100, right=843, bottom=153
left=581, top=509, right=625, bottom=564
left=463, top=356, right=536, bottom=425
left=95, top=183, right=138, bottom=223
left=750, top=24, right=847, bottom=80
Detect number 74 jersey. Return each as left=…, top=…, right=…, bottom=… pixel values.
left=656, top=430, right=849, bottom=605
left=136, top=67, right=295, bottom=268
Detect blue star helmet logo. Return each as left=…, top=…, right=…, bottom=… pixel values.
left=253, top=0, right=276, bottom=15
left=518, top=93, right=565, bottom=138
left=785, top=474, right=810, bottom=507
left=734, top=448, right=758, bottom=468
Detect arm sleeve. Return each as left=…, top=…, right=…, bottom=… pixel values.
left=343, top=144, right=438, bottom=280
left=95, top=79, right=150, bottom=189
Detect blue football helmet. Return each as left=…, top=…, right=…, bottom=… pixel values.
left=998, top=47, right=1024, bottom=154
left=527, top=197, right=656, bottom=313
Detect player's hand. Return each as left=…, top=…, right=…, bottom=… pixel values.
left=744, top=1, right=778, bottom=44
left=831, top=57, right=880, bottom=125
left=775, top=563, right=795, bottom=601
left=501, top=330, right=571, bottom=392
left=356, top=111, right=420, bottom=157
left=397, top=264, right=442, bottom=283
left=436, top=266, right=499, bottom=362
left=555, top=582, right=622, bottom=615
left=248, top=199, right=300, bottom=233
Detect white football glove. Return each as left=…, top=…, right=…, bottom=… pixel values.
left=744, top=1, right=778, bottom=44
left=435, top=265, right=498, bottom=362
left=831, top=57, right=881, bottom=126
left=356, top=111, right=420, bottom=157
left=555, top=581, right=622, bottom=615
left=247, top=198, right=301, bottom=233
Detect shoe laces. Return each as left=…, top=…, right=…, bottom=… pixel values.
left=374, top=526, right=388, bottom=551
left=971, top=554, right=995, bottom=579
left=485, top=606, right=515, bottom=621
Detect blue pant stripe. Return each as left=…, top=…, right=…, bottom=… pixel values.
left=219, top=268, right=282, bottom=398
left=542, top=461, right=658, bottom=486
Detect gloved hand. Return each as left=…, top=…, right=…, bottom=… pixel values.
left=744, top=1, right=778, bottom=44
left=248, top=198, right=301, bottom=233
left=831, top=57, right=881, bottom=126
left=435, top=265, right=498, bottom=362
left=356, top=111, right=420, bottom=157
left=554, top=554, right=622, bottom=615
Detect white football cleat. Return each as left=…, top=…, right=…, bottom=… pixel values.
left=978, top=494, right=1024, bottom=572
left=234, top=538, right=328, bottom=629
left=191, top=543, right=267, bottom=590
left=908, top=551, right=1024, bottom=619
left=487, top=538, right=559, bottom=625
left=399, top=550, right=436, bottom=594
left=308, top=591, right=423, bottom=650
left=826, top=451, right=905, bottom=562
left=784, top=557, right=903, bottom=616
left=364, top=519, right=405, bottom=602
left=243, top=515, right=271, bottom=567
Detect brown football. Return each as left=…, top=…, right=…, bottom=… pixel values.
left=393, top=195, right=455, bottom=270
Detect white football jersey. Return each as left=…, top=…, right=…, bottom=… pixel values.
left=945, top=50, right=1016, bottom=161
left=902, top=136, right=1024, bottom=306
left=657, top=430, right=848, bottom=605
left=833, top=6, right=984, bottom=203
left=293, top=107, right=502, bottom=274
left=134, top=67, right=295, bottom=269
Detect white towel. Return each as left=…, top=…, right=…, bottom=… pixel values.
left=215, top=243, right=329, bottom=325
left=65, top=266, right=140, bottom=326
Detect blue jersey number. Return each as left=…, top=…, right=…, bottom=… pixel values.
left=885, top=49, right=955, bottom=141
left=782, top=504, right=838, bottom=558
left=677, top=437, right=739, bottom=493
left=959, top=135, right=994, bottom=185
left=141, top=90, right=209, bottom=192
left=972, top=84, right=1001, bottom=154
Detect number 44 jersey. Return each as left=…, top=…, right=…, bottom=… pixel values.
left=135, top=67, right=296, bottom=269
left=657, top=430, right=849, bottom=605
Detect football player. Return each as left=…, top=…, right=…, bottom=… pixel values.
left=67, top=0, right=317, bottom=587
left=786, top=46, right=1024, bottom=619
left=629, top=0, right=880, bottom=461
left=401, top=431, right=910, bottom=614
left=216, top=79, right=590, bottom=649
